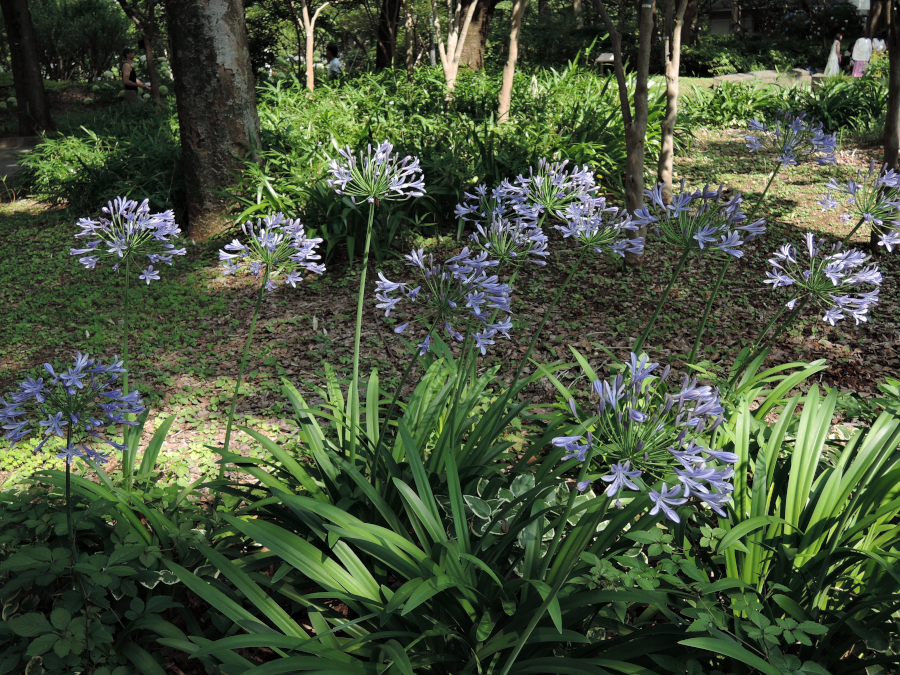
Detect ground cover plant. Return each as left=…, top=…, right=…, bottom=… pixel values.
left=3, top=65, right=900, bottom=675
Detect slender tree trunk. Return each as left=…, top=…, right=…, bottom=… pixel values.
left=0, top=0, right=54, bottom=135
left=376, top=0, right=403, bottom=68
left=596, top=0, right=656, bottom=266
left=573, top=0, right=584, bottom=29
left=433, top=0, right=479, bottom=91
left=657, top=0, right=688, bottom=204
left=868, top=0, right=885, bottom=38
left=404, top=0, right=417, bottom=79
left=497, top=0, right=527, bottom=122
left=163, top=0, right=261, bottom=241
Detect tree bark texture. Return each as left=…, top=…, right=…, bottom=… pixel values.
left=0, top=0, right=54, bottom=136
left=117, top=1, right=162, bottom=104
left=596, top=0, right=656, bottom=266
left=404, top=0, right=417, bottom=78
left=657, top=0, right=688, bottom=204
left=376, top=0, right=403, bottom=67
left=459, top=0, right=499, bottom=71
left=163, top=0, right=261, bottom=242
left=496, top=0, right=528, bottom=123
left=868, top=0, right=885, bottom=38
left=681, top=0, right=697, bottom=46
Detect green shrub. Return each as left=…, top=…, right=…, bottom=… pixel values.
left=681, top=34, right=822, bottom=77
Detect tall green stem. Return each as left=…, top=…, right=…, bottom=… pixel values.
left=65, top=425, right=75, bottom=560
left=348, top=205, right=376, bottom=467
left=841, top=216, right=866, bottom=245
left=123, top=257, right=130, bottom=394
left=688, top=259, right=728, bottom=365
left=728, top=295, right=807, bottom=387
left=633, top=248, right=691, bottom=355
left=690, top=163, right=781, bottom=364
left=221, top=268, right=269, bottom=478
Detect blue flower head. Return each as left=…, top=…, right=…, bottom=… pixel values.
left=0, top=353, right=144, bottom=462
left=556, top=194, right=643, bottom=258
left=219, top=213, right=325, bottom=290
left=746, top=111, right=837, bottom=167
left=375, top=247, right=512, bottom=355
left=71, top=197, right=186, bottom=279
left=327, top=140, right=425, bottom=203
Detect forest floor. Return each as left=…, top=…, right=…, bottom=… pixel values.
left=0, top=127, right=897, bottom=486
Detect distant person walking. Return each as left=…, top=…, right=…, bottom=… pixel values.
left=326, top=44, right=342, bottom=81
left=825, top=33, right=842, bottom=76
left=851, top=36, right=873, bottom=77
left=121, top=47, right=150, bottom=104
left=874, top=32, right=887, bottom=55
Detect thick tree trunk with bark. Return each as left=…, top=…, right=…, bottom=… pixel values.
left=459, top=0, right=499, bottom=71
left=596, top=0, right=656, bottom=266
left=163, top=0, right=261, bottom=241
left=657, top=0, right=688, bottom=204
left=0, top=0, right=54, bottom=135
left=376, top=0, right=403, bottom=67
left=117, top=1, right=162, bottom=104
left=497, top=0, right=528, bottom=123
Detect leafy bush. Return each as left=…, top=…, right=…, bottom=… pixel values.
left=681, top=34, right=823, bottom=77
left=20, top=105, right=183, bottom=215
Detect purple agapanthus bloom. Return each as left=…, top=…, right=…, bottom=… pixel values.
left=512, top=158, right=599, bottom=216
left=819, top=161, right=900, bottom=250
left=71, top=197, right=186, bottom=279
left=764, top=233, right=881, bottom=325
left=632, top=181, right=766, bottom=258
left=553, top=354, right=734, bottom=517
left=556, top=194, right=644, bottom=258
left=469, top=214, right=550, bottom=268
left=649, top=483, right=688, bottom=523
left=455, top=182, right=540, bottom=228
left=374, top=247, right=512, bottom=355
left=219, top=213, right=324, bottom=290
left=0, top=353, right=144, bottom=462
left=746, top=111, right=837, bottom=167
left=326, top=140, right=425, bottom=203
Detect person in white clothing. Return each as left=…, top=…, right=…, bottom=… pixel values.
left=825, top=33, right=842, bottom=76
left=852, top=36, right=873, bottom=77
left=873, top=32, right=887, bottom=54
left=326, top=43, right=342, bottom=81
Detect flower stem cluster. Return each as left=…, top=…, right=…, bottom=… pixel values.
left=510, top=158, right=599, bottom=216
left=454, top=182, right=540, bottom=227
left=552, top=353, right=735, bottom=523
left=0, top=352, right=144, bottom=462
left=326, top=140, right=425, bottom=203
left=219, top=213, right=325, bottom=290
left=764, top=233, right=881, bottom=325
left=633, top=181, right=766, bottom=257
left=556, top=194, right=643, bottom=258
left=70, top=197, right=186, bottom=282
left=745, top=111, right=838, bottom=166
left=375, top=247, right=513, bottom=355
left=818, top=161, right=900, bottom=251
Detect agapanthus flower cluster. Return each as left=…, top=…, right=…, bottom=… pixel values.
left=764, top=233, right=881, bottom=326
left=556, top=194, right=644, bottom=258
left=326, top=140, right=425, bottom=203
left=0, top=352, right=144, bottom=463
left=552, top=353, right=735, bottom=523
left=70, top=197, right=186, bottom=283
left=633, top=182, right=766, bottom=257
left=817, top=161, right=900, bottom=252
left=468, top=216, right=549, bottom=268
left=454, top=182, right=540, bottom=228
left=219, top=213, right=325, bottom=291
left=510, top=158, right=599, bottom=216
left=375, top=247, right=512, bottom=355
left=745, top=111, right=837, bottom=166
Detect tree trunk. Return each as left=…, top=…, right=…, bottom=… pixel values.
left=573, top=0, right=584, bottom=29
left=497, top=0, right=527, bottom=123
left=596, top=0, right=655, bottom=266
left=657, top=0, right=688, bottom=204
left=434, top=0, right=479, bottom=91
left=868, top=0, right=885, bottom=38
left=879, top=2, right=900, bottom=247
left=376, top=0, right=403, bottom=68
left=682, top=0, right=697, bottom=46
left=0, top=0, right=54, bottom=135
left=730, top=0, right=741, bottom=34
left=404, top=0, right=417, bottom=79
left=163, top=0, right=261, bottom=241
left=459, top=0, right=499, bottom=71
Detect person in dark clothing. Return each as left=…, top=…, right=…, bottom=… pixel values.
left=122, top=47, right=151, bottom=104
